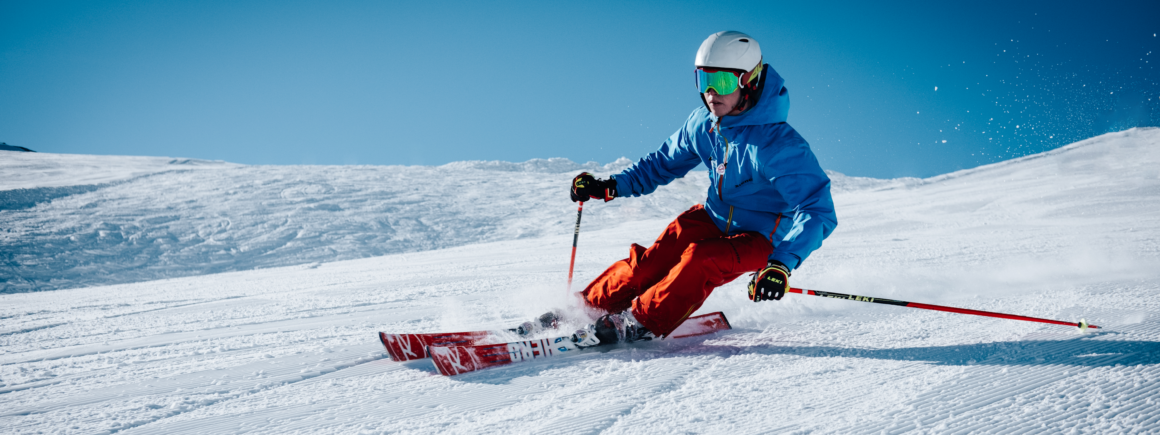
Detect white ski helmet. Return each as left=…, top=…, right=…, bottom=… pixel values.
left=695, top=31, right=766, bottom=113
left=696, top=31, right=762, bottom=72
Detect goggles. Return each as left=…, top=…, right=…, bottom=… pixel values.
left=695, top=68, right=744, bottom=95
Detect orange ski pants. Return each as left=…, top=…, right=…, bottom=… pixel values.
left=581, top=204, right=773, bottom=337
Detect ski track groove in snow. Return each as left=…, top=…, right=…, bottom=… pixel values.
left=850, top=332, right=1160, bottom=434
left=2, top=128, right=1160, bottom=433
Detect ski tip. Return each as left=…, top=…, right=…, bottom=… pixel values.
left=714, top=311, right=732, bottom=330
left=696, top=313, right=733, bottom=329
left=669, top=311, right=732, bottom=338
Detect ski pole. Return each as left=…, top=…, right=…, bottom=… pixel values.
left=566, top=201, right=584, bottom=292
left=788, top=287, right=1098, bottom=330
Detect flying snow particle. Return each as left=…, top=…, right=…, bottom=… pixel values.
left=917, top=111, right=920, bottom=114
left=942, top=140, right=947, bottom=143
left=935, top=86, right=938, bottom=91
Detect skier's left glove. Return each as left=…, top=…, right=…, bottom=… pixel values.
left=571, top=172, right=618, bottom=202
left=748, top=261, right=790, bottom=302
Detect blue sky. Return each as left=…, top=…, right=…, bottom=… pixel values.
left=2, top=0, right=1157, bottom=178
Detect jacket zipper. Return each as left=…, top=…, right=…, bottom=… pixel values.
left=713, top=119, right=735, bottom=235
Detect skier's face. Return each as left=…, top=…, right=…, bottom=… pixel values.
left=703, top=88, right=744, bottom=117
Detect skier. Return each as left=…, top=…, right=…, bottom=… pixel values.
left=570, top=31, right=838, bottom=345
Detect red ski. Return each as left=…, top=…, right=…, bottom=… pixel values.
left=429, top=311, right=732, bottom=376
left=379, top=330, right=498, bottom=362
left=379, top=313, right=560, bottom=361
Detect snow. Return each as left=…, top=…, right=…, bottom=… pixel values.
left=2, top=128, right=1160, bottom=433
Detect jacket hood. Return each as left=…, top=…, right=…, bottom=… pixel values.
left=713, top=64, right=790, bottom=128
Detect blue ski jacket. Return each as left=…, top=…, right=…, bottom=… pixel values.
left=612, top=66, right=837, bottom=270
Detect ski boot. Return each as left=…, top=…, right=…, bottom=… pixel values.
left=515, top=311, right=560, bottom=337
left=571, top=325, right=602, bottom=348
left=588, top=310, right=655, bottom=345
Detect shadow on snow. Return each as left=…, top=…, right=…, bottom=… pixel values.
left=432, top=332, right=1160, bottom=384
left=733, top=336, right=1160, bottom=368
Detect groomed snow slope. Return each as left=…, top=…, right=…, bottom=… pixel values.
left=2, top=128, right=1159, bottom=434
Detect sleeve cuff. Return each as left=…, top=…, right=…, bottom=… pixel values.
left=770, top=252, right=801, bottom=270
left=612, top=174, right=631, bottom=198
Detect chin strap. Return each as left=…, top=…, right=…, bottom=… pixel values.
left=733, top=63, right=766, bottom=113
left=732, top=97, right=748, bottom=113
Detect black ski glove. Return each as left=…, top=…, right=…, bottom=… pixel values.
left=748, top=261, right=790, bottom=302
left=571, top=172, right=617, bottom=202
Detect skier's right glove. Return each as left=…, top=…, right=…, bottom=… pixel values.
left=571, top=172, right=618, bottom=202
left=748, top=261, right=790, bottom=302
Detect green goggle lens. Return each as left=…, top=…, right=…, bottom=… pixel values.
left=695, top=69, right=741, bottom=95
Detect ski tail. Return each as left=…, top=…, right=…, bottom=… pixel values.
left=430, top=311, right=732, bottom=376
left=379, top=312, right=561, bottom=362
left=379, top=331, right=494, bottom=362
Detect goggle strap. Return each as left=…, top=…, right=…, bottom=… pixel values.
left=747, top=62, right=763, bottom=85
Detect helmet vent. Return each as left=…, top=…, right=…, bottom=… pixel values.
left=739, top=39, right=749, bottom=42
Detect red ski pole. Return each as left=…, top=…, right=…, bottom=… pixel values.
left=788, top=287, right=1098, bottom=330
left=566, top=201, right=584, bottom=292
